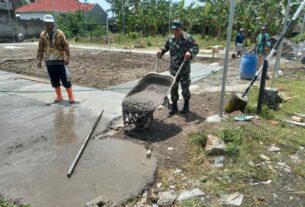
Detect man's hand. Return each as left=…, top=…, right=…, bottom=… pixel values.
left=156, top=50, right=162, bottom=58
left=64, top=59, right=70, bottom=65
left=37, top=62, right=42, bottom=68
left=185, top=51, right=192, bottom=61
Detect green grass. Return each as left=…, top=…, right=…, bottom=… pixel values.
left=0, top=198, right=30, bottom=207
left=74, top=33, right=228, bottom=50
left=180, top=197, right=207, bottom=207
left=190, top=131, right=208, bottom=148
left=183, top=72, right=305, bottom=206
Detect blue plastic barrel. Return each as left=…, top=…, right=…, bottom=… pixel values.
left=240, top=54, right=258, bottom=80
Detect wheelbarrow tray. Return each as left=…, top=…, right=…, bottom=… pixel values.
left=122, top=72, right=174, bottom=127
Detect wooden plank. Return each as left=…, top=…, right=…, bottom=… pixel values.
left=285, top=120, right=305, bottom=127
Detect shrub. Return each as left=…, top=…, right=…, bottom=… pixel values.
left=128, top=32, right=139, bottom=39
left=190, top=131, right=208, bottom=147
left=92, top=25, right=107, bottom=37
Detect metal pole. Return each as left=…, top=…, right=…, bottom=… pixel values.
left=122, top=0, right=124, bottom=34
left=257, top=60, right=269, bottom=114
left=241, top=0, right=305, bottom=98
left=219, top=0, right=236, bottom=117
left=272, top=0, right=291, bottom=85
left=168, top=0, right=171, bottom=34
left=6, top=0, right=15, bottom=42
left=85, top=8, right=88, bottom=33
left=107, top=13, right=109, bottom=48
left=300, top=12, right=305, bottom=60
left=52, top=0, right=56, bottom=21
left=300, top=12, right=305, bottom=38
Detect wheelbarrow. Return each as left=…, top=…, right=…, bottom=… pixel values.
left=122, top=58, right=186, bottom=130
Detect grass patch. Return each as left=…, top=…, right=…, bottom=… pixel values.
left=0, top=197, right=30, bottom=207
left=190, top=131, right=208, bottom=147
left=218, top=127, right=243, bottom=160
left=180, top=197, right=207, bottom=207
left=183, top=73, right=305, bottom=205
left=73, top=33, right=228, bottom=50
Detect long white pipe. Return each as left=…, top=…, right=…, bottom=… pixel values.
left=272, top=0, right=291, bottom=85
left=219, top=0, right=236, bottom=117
left=107, top=13, right=109, bottom=48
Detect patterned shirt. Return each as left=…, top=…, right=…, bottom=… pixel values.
left=160, top=32, right=199, bottom=75
left=37, top=29, right=70, bottom=63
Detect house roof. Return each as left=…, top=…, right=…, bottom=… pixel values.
left=16, top=0, right=95, bottom=13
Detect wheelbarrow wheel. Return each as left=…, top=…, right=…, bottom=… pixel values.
left=135, top=112, right=153, bottom=131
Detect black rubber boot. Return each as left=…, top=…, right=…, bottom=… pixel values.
left=169, top=102, right=178, bottom=115
left=181, top=99, right=190, bottom=114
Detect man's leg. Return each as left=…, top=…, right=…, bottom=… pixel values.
left=170, top=78, right=179, bottom=115
left=46, top=64, right=62, bottom=102
left=180, top=73, right=191, bottom=114
left=58, top=64, right=75, bottom=104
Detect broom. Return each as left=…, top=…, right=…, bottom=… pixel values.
left=225, top=0, right=305, bottom=113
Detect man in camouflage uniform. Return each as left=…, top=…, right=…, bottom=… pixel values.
left=37, top=15, right=75, bottom=104
left=157, top=20, right=199, bottom=115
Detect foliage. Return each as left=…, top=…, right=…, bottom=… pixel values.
left=291, top=32, right=305, bottom=43
left=92, top=25, right=107, bottom=37
left=56, top=11, right=87, bottom=38
left=12, top=0, right=28, bottom=8
left=0, top=197, right=31, bottom=207
left=56, top=11, right=106, bottom=38
left=105, top=0, right=303, bottom=39
left=190, top=131, right=208, bottom=147
left=218, top=127, right=243, bottom=160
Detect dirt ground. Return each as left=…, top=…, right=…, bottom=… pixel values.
left=2, top=43, right=304, bottom=206
left=0, top=44, right=221, bottom=89
left=96, top=60, right=305, bottom=206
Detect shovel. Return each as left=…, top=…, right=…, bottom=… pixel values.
left=225, top=0, right=305, bottom=113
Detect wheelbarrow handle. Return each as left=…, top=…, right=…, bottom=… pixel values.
left=154, top=56, right=160, bottom=72
left=174, top=60, right=186, bottom=80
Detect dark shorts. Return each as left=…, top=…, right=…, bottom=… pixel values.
left=46, top=63, right=72, bottom=88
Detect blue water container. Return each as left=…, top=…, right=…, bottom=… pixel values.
left=240, top=54, right=258, bottom=80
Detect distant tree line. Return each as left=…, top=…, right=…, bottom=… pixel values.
left=51, top=0, right=303, bottom=39
left=105, top=0, right=303, bottom=39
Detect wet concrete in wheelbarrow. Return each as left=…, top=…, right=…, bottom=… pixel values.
left=122, top=73, right=173, bottom=125
left=0, top=93, right=157, bottom=207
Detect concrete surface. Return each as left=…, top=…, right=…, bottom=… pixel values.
left=0, top=43, right=223, bottom=206
left=108, top=62, right=223, bottom=94
left=0, top=71, right=157, bottom=206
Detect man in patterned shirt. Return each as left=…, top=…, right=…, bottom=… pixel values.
left=157, top=20, right=199, bottom=115
left=37, top=14, right=75, bottom=104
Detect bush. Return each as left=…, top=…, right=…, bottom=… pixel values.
left=146, top=40, right=152, bottom=47
left=114, top=33, right=130, bottom=44
left=291, top=32, right=305, bottom=43
left=260, top=105, right=275, bottom=120
left=190, top=131, right=208, bottom=147
left=128, top=32, right=139, bottom=39
left=218, top=128, right=243, bottom=160
left=92, top=25, right=107, bottom=37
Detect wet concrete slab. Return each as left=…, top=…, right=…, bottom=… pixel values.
left=0, top=60, right=219, bottom=205
left=107, top=63, right=223, bottom=94
left=0, top=70, right=126, bottom=135
left=0, top=71, right=158, bottom=206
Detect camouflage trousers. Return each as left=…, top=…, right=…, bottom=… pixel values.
left=170, top=72, right=191, bottom=103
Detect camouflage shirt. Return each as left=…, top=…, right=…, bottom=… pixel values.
left=160, top=32, right=199, bottom=75
left=37, top=29, right=70, bottom=63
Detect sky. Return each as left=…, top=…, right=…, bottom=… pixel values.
left=81, top=0, right=201, bottom=13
